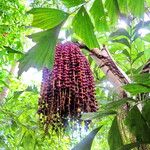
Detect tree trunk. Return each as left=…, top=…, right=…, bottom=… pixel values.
left=90, top=46, right=149, bottom=150
left=77, top=42, right=149, bottom=150
left=91, top=46, right=130, bottom=95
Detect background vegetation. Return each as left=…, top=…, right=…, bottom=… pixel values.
left=0, top=0, right=150, bottom=150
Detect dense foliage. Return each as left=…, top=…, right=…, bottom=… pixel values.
left=0, top=0, right=150, bottom=150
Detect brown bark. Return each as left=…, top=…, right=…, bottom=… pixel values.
left=77, top=42, right=149, bottom=150
left=89, top=46, right=133, bottom=144
left=91, top=46, right=130, bottom=96
left=76, top=43, right=130, bottom=96
left=89, top=46, right=150, bottom=150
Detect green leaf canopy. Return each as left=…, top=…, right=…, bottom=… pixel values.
left=72, top=6, right=99, bottom=49
left=142, top=101, right=150, bottom=127
left=109, top=28, right=130, bottom=39
left=123, top=83, right=150, bottom=95
left=62, top=0, right=85, bottom=8
left=28, top=8, right=68, bottom=29
left=18, top=25, right=61, bottom=76
left=18, top=8, right=69, bottom=75
left=90, top=0, right=108, bottom=32
left=108, top=116, right=123, bottom=150
left=72, top=126, right=102, bottom=150
left=105, top=0, right=119, bottom=25
left=128, top=0, right=144, bottom=17
left=125, top=106, right=150, bottom=142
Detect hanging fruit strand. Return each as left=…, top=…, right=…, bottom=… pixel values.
left=38, top=42, right=98, bottom=132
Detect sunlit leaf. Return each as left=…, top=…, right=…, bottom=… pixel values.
left=62, top=0, right=85, bottom=8
left=128, top=0, right=144, bottom=17
left=18, top=25, right=61, bottom=76
left=125, top=106, right=150, bottom=142
left=108, top=116, right=123, bottom=150
left=133, top=73, right=150, bottom=86
left=105, top=98, right=136, bottom=110
left=90, top=0, right=108, bottom=32
left=72, top=6, right=99, bottom=49
left=4, top=46, right=24, bottom=55
left=142, top=33, right=150, bottom=42
left=112, top=38, right=131, bottom=49
left=23, top=133, right=34, bottom=149
left=105, top=0, right=119, bottom=25
left=72, top=126, right=102, bottom=150
left=28, top=8, right=68, bottom=29
left=122, top=49, right=131, bottom=60
left=142, top=101, right=150, bottom=126
left=144, top=48, right=150, bottom=60
left=109, top=28, right=130, bottom=39
left=13, top=91, right=24, bottom=99
left=0, top=80, right=9, bottom=88
left=26, top=85, right=38, bottom=93
left=146, top=0, right=150, bottom=7
left=117, top=0, right=128, bottom=14
left=123, top=83, right=150, bottom=95
left=132, top=51, right=144, bottom=64
left=82, top=110, right=117, bottom=120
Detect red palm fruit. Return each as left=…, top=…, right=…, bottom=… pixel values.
left=38, top=42, right=98, bottom=131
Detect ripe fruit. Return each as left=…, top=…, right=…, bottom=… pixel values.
left=38, top=42, right=98, bottom=131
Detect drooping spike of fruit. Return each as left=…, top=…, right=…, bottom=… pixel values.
left=38, top=42, right=98, bottom=131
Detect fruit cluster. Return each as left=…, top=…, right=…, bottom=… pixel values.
left=38, top=42, right=98, bottom=131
